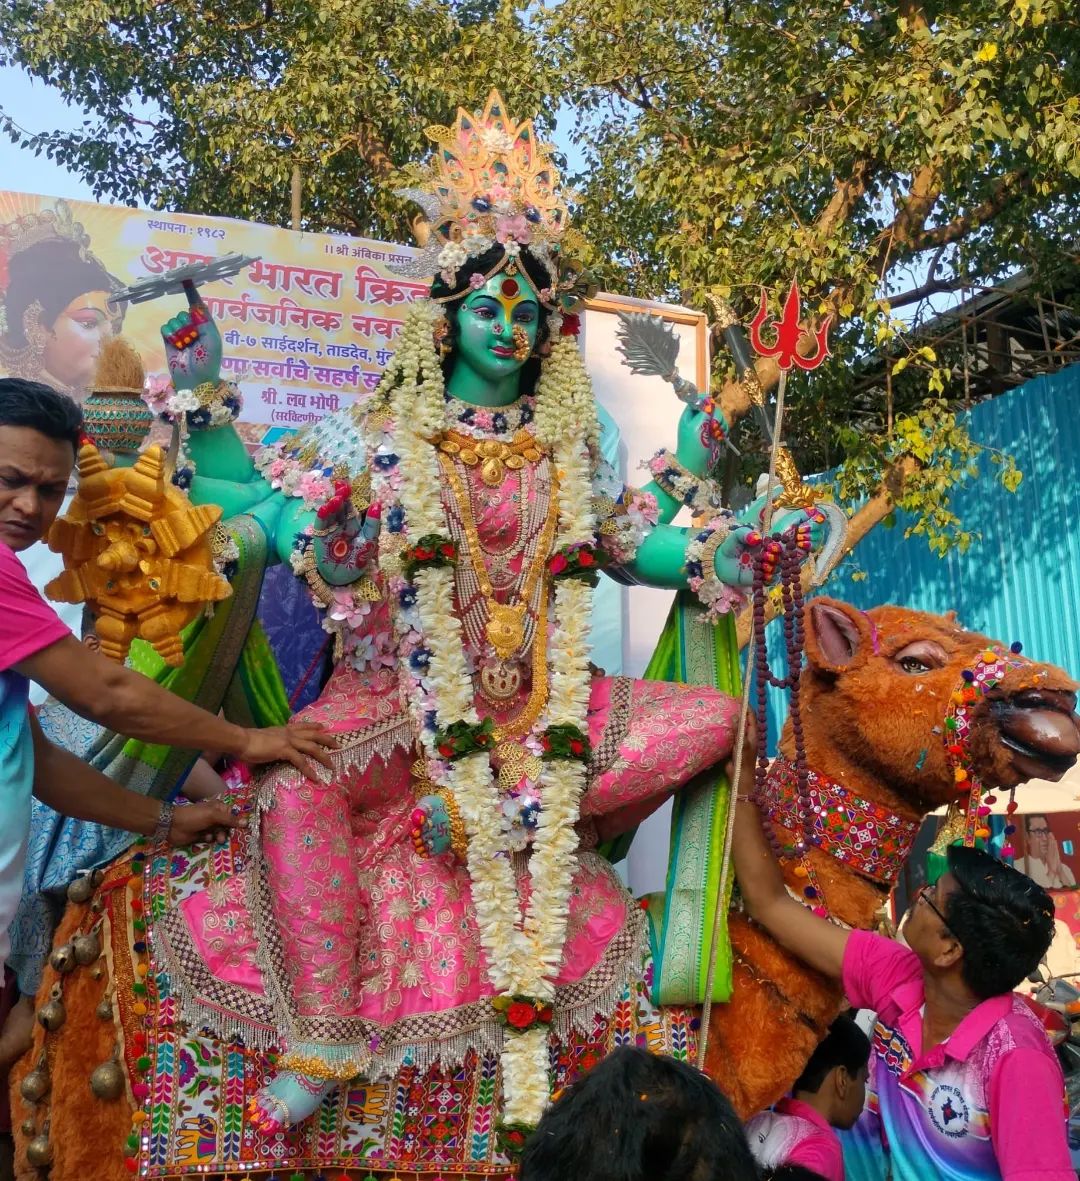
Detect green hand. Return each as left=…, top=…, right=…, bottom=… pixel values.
left=160, top=299, right=224, bottom=390
left=674, top=404, right=711, bottom=476
left=414, top=795, right=452, bottom=858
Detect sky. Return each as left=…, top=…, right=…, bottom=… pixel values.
left=0, top=66, right=100, bottom=203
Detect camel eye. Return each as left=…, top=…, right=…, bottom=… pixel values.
left=898, top=655, right=931, bottom=674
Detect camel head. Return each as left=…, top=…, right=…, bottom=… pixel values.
left=789, top=598, right=1080, bottom=814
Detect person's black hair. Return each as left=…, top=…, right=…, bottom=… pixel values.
left=1, top=237, right=123, bottom=346
left=945, top=844, right=1056, bottom=999
left=763, top=1167, right=829, bottom=1181
left=0, top=378, right=84, bottom=453
left=518, top=1046, right=757, bottom=1181
left=430, top=244, right=553, bottom=396
left=793, top=1014, right=870, bottom=1095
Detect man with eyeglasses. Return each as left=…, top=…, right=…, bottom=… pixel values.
left=732, top=750, right=1071, bottom=1180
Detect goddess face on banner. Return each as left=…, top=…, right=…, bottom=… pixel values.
left=0, top=202, right=125, bottom=401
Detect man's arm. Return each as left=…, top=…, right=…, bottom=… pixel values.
left=730, top=731, right=850, bottom=980
left=16, top=634, right=334, bottom=776
left=29, top=714, right=240, bottom=845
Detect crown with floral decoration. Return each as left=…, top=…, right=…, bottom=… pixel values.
left=394, top=90, right=593, bottom=313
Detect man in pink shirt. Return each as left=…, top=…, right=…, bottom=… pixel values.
left=731, top=735, right=1073, bottom=1181
left=0, top=379, right=336, bottom=1135
left=747, top=1014, right=870, bottom=1181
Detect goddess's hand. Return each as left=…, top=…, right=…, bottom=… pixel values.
left=160, top=299, right=224, bottom=390
left=411, top=795, right=453, bottom=858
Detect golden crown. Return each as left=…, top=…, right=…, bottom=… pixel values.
left=395, top=90, right=590, bottom=305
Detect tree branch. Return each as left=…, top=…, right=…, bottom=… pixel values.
left=910, top=169, right=1032, bottom=251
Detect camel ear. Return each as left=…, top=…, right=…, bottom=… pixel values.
left=805, top=599, right=874, bottom=674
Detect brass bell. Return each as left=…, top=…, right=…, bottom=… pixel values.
left=49, top=943, right=77, bottom=975
left=66, top=875, right=94, bottom=904
left=26, top=1133, right=53, bottom=1168
left=20, top=1066, right=50, bottom=1103
left=95, top=994, right=114, bottom=1021
left=90, top=868, right=105, bottom=886
left=37, top=997, right=66, bottom=1033
left=90, top=964, right=104, bottom=980
left=89, top=1057, right=125, bottom=1101
left=73, top=930, right=102, bottom=966
left=20, top=1118, right=36, bottom=1137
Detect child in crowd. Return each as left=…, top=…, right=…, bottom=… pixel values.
left=518, top=1045, right=758, bottom=1181
left=746, top=1014, right=870, bottom=1181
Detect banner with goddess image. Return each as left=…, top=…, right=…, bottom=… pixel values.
left=0, top=190, right=425, bottom=444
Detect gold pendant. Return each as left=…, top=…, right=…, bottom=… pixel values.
left=495, top=740, right=543, bottom=791
left=480, top=659, right=524, bottom=702
left=486, top=601, right=526, bottom=660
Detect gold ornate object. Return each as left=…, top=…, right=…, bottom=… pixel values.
left=438, top=429, right=544, bottom=488
left=773, top=445, right=826, bottom=510
left=704, top=293, right=738, bottom=330
left=496, top=741, right=543, bottom=792
left=930, top=802, right=968, bottom=856
left=486, top=601, right=527, bottom=661
left=741, top=369, right=766, bottom=409
left=511, top=323, right=531, bottom=362
left=45, top=441, right=232, bottom=667
left=479, top=659, right=524, bottom=702
left=276, top=1050, right=363, bottom=1083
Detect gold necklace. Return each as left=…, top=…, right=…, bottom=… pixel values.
left=438, top=429, right=545, bottom=488
left=437, top=450, right=559, bottom=662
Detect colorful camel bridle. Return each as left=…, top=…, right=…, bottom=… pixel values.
left=943, top=642, right=1027, bottom=851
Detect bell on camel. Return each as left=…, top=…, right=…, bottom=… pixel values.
left=37, top=985, right=66, bottom=1032
left=66, top=874, right=95, bottom=904
left=20, top=1061, right=50, bottom=1104
left=20, top=1118, right=36, bottom=1137
left=73, top=929, right=102, bottom=966
left=49, top=942, right=77, bottom=975
left=89, top=1055, right=126, bottom=1101
left=95, top=992, right=114, bottom=1022
left=26, top=1132, right=53, bottom=1168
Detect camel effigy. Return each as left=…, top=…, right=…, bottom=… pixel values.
left=10, top=90, right=1080, bottom=1180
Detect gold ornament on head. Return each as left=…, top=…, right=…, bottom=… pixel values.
left=393, top=89, right=574, bottom=304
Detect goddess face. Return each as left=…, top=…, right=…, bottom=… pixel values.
left=450, top=273, right=541, bottom=384
left=42, top=290, right=115, bottom=392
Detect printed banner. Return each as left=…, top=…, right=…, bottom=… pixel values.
left=0, top=191, right=422, bottom=442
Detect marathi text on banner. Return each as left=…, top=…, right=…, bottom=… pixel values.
left=0, top=192, right=423, bottom=442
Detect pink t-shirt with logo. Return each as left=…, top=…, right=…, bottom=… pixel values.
left=840, top=928, right=1072, bottom=1181
left=746, top=1095, right=845, bottom=1181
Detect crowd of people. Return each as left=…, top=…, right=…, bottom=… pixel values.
left=0, top=375, right=1074, bottom=1179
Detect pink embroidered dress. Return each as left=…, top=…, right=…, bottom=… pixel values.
left=156, top=395, right=741, bottom=1083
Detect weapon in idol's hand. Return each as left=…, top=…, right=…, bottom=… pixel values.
left=615, top=311, right=739, bottom=460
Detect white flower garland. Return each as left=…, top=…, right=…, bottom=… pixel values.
left=365, top=302, right=599, bottom=1127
